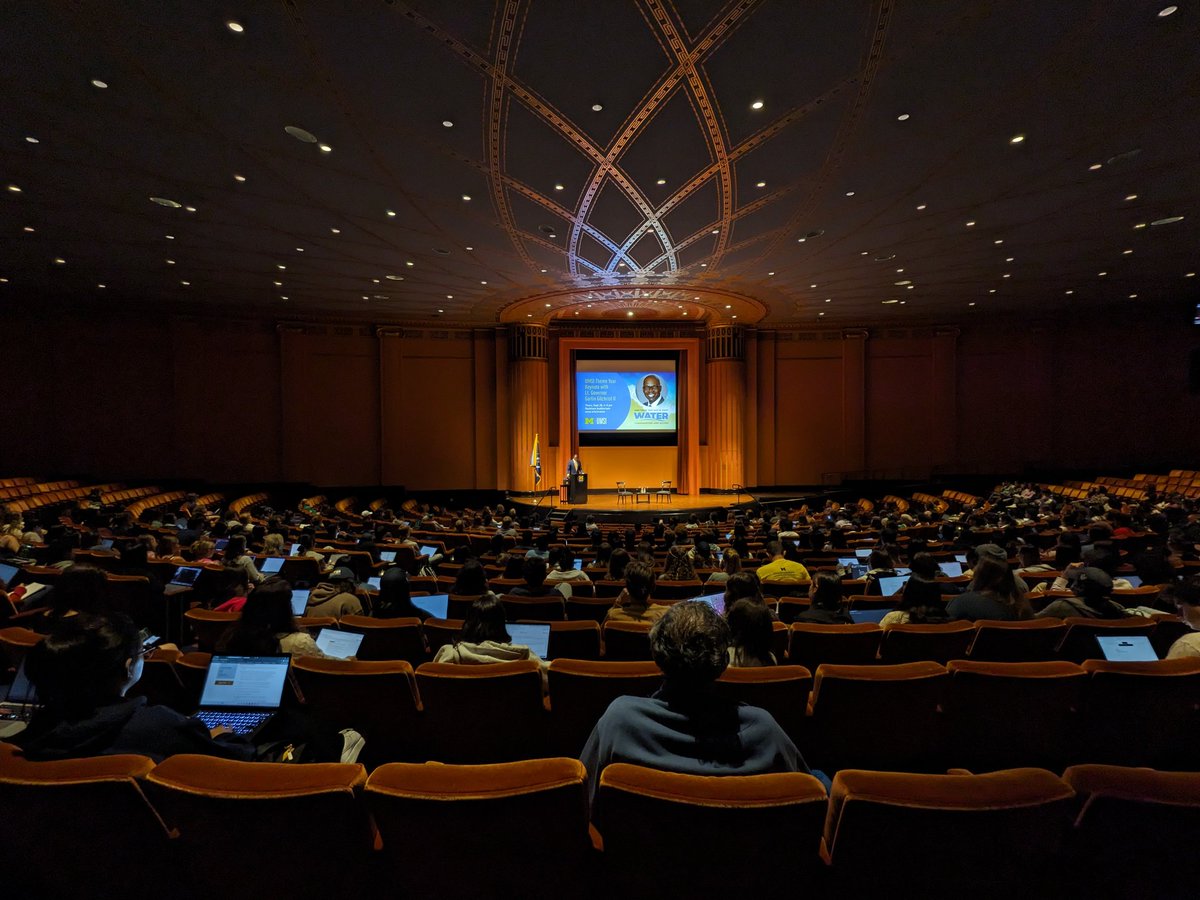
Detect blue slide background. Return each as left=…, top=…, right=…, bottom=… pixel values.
left=576, top=370, right=677, bottom=433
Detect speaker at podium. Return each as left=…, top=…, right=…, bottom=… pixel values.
left=567, top=473, right=588, bottom=504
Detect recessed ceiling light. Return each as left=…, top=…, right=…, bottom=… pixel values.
left=750, top=100, right=764, bottom=110
left=97, top=284, right=105, bottom=289
left=731, top=315, right=738, bottom=319
left=906, top=285, right=915, bottom=290
left=1134, top=222, right=1147, bottom=229
left=1151, top=215, right=1185, bottom=225
left=825, top=298, right=832, bottom=303
left=1098, top=271, right=1107, bottom=276
left=461, top=194, right=471, bottom=202
left=1002, top=273, right=1011, bottom=278
left=897, top=113, right=910, bottom=121
left=318, top=143, right=332, bottom=153
left=330, top=228, right=340, bottom=234
left=181, top=281, right=190, bottom=286
left=165, top=234, right=174, bottom=239
left=480, top=280, right=487, bottom=284
left=1158, top=5, right=1178, bottom=16
left=1185, top=272, right=1195, bottom=277
left=756, top=181, right=766, bottom=188
left=845, top=190, right=856, bottom=197
left=810, top=283, right=817, bottom=288
left=233, top=174, right=246, bottom=182
left=25, top=136, right=38, bottom=143
left=1006, top=257, right=1014, bottom=262
left=989, top=289, right=996, bottom=293
left=724, top=304, right=732, bottom=309
left=277, top=264, right=286, bottom=270
left=1065, top=290, right=1074, bottom=295
left=540, top=268, right=547, bottom=273
left=442, top=120, right=454, bottom=128
left=22, top=225, right=34, bottom=232
left=165, top=259, right=175, bottom=265
left=7, top=184, right=21, bottom=193
left=446, top=294, right=454, bottom=299
left=797, top=237, right=806, bottom=242
left=437, top=309, right=444, bottom=314
left=618, top=262, right=626, bottom=267
left=767, top=271, right=774, bottom=276
left=896, top=268, right=904, bottom=273
left=994, top=239, right=1004, bottom=245
left=916, top=204, right=926, bottom=210
left=591, top=103, right=604, bottom=112
left=819, top=312, right=826, bottom=317
left=284, top=126, right=318, bottom=143
left=465, top=246, right=473, bottom=251
left=860, top=251, right=869, bottom=256
left=226, top=20, right=244, bottom=33
left=895, top=280, right=912, bottom=285
left=295, top=247, right=304, bottom=252
left=1125, top=194, right=1138, bottom=201
left=185, top=206, right=196, bottom=212
left=53, top=257, right=65, bottom=265
left=627, top=310, right=634, bottom=316
left=1129, top=293, right=1138, bottom=299
left=1089, top=163, right=1102, bottom=171
left=386, top=209, right=396, bottom=218
left=91, top=79, right=108, bottom=89
left=274, top=281, right=282, bottom=286
left=968, top=302, right=976, bottom=306
left=882, top=299, right=899, bottom=304
left=656, top=178, right=666, bottom=185
left=372, top=279, right=380, bottom=283
left=966, top=220, right=976, bottom=227
left=1123, top=249, right=1133, bottom=254
left=1009, top=134, right=1025, bottom=144
left=0, top=278, right=8, bottom=283
left=682, top=312, right=688, bottom=316
left=711, top=229, right=719, bottom=234
left=700, top=263, right=707, bottom=267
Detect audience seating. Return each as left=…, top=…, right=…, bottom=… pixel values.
left=183, top=609, right=238, bottom=653
left=821, top=768, right=1076, bottom=897
left=776, top=596, right=811, bottom=623
left=944, top=660, right=1086, bottom=771
left=336, top=615, right=426, bottom=666
left=597, top=763, right=827, bottom=898
left=499, top=594, right=566, bottom=621
left=1055, top=616, right=1157, bottom=663
left=415, top=660, right=546, bottom=763
left=365, top=758, right=593, bottom=900
left=422, top=617, right=462, bottom=655
left=565, top=595, right=615, bottom=623
left=144, top=754, right=372, bottom=900
left=808, top=662, right=948, bottom=772
left=546, top=659, right=662, bottom=757
left=1077, top=657, right=1200, bottom=769
left=712, top=664, right=812, bottom=745
left=788, top=622, right=882, bottom=671
left=650, top=579, right=704, bottom=601
left=0, top=626, right=42, bottom=670
left=878, top=620, right=975, bottom=664
left=542, top=620, right=602, bottom=660
left=446, top=594, right=479, bottom=619
left=291, top=658, right=423, bottom=765
left=1062, top=764, right=1200, bottom=899
left=967, top=618, right=1068, bottom=661
left=601, top=621, right=653, bottom=660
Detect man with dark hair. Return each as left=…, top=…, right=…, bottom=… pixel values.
left=755, top=540, right=811, bottom=586
left=508, top=554, right=566, bottom=598
left=580, top=601, right=818, bottom=808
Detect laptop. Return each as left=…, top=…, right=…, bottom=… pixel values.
left=367, top=576, right=382, bottom=591
left=843, top=564, right=868, bottom=579
left=314, top=628, right=364, bottom=660
left=939, top=562, right=964, bottom=578
left=420, top=544, right=441, bottom=558
left=290, top=543, right=302, bottom=557
left=850, top=608, right=894, bottom=624
left=695, top=593, right=726, bottom=616
left=877, top=575, right=911, bottom=596
left=194, top=655, right=291, bottom=737
left=855, top=549, right=872, bottom=559
left=98, top=539, right=114, bottom=550
left=164, top=565, right=203, bottom=595
left=0, top=562, right=18, bottom=589
left=1095, top=634, right=1158, bottom=662
left=290, top=589, right=310, bottom=617
left=1123, top=575, right=1143, bottom=588
left=572, top=558, right=584, bottom=571
left=379, top=550, right=397, bottom=563
left=214, top=538, right=229, bottom=552
left=955, top=554, right=968, bottom=564
left=507, top=622, right=551, bottom=659
left=259, top=557, right=284, bottom=574
left=894, top=567, right=911, bottom=576
left=412, top=593, right=449, bottom=619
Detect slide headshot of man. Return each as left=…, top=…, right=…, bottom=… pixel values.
left=641, top=375, right=666, bottom=407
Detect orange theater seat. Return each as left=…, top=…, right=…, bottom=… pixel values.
left=788, top=622, right=882, bottom=671
left=712, top=664, right=812, bottom=746
left=879, top=620, right=975, bottom=664
left=546, top=659, right=662, bottom=757
left=968, top=618, right=1067, bottom=662
left=336, top=614, right=427, bottom=665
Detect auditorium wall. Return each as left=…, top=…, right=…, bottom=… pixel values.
left=2, top=309, right=1197, bottom=488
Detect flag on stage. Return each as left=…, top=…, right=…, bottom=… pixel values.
left=530, top=433, right=542, bottom=485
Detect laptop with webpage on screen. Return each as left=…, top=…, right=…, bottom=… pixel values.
left=259, top=557, right=284, bottom=574
left=411, top=594, right=449, bottom=619
left=195, top=655, right=290, bottom=738
left=507, top=622, right=551, bottom=659
left=939, top=562, right=964, bottom=578
left=314, top=629, right=363, bottom=660
left=379, top=550, right=397, bottom=563
left=367, top=576, right=382, bottom=591
left=849, top=608, right=894, bottom=624
left=290, top=590, right=310, bottom=616
left=164, top=566, right=202, bottom=596
left=1095, top=635, right=1158, bottom=662
left=877, top=575, right=911, bottom=597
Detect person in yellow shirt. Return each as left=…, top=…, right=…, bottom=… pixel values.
left=755, top=541, right=811, bottom=586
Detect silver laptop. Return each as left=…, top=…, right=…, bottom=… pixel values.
left=194, top=655, right=290, bottom=737
left=507, top=622, right=551, bottom=659
left=412, top=593, right=449, bottom=619
left=1095, top=635, right=1158, bottom=662
left=290, top=589, right=310, bottom=616
left=314, top=628, right=364, bottom=660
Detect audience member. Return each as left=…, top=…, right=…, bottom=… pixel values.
left=756, top=541, right=811, bottom=586
left=796, top=571, right=852, bottom=624
left=605, top=561, right=667, bottom=624
left=217, top=577, right=328, bottom=659
left=725, top=598, right=777, bottom=667
left=946, top=556, right=1033, bottom=621
left=1166, top=578, right=1200, bottom=659
left=880, top=577, right=948, bottom=627
left=1036, top=567, right=1127, bottom=619
left=306, top=567, right=366, bottom=617
left=450, top=558, right=489, bottom=596
left=433, top=594, right=548, bottom=682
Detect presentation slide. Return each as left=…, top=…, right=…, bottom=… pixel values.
left=576, top=357, right=677, bottom=435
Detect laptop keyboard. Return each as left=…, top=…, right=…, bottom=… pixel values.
left=197, top=710, right=272, bottom=735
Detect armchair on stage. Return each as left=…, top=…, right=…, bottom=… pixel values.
left=562, top=473, right=588, bottom=504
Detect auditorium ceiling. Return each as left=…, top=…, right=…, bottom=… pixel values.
left=1, top=1, right=1197, bottom=327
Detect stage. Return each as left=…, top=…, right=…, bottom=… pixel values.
left=508, top=488, right=827, bottom=523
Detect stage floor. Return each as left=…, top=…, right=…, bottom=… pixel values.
left=509, top=489, right=817, bottom=520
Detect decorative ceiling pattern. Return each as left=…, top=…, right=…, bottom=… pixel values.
left=0, top=1, right=1197, bottom=327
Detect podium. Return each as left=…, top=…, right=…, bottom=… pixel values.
left=567, top=473, right=588, bottom=504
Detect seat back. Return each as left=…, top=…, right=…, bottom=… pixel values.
left=500, top=594, right=566, bottom=622
left=968, top=618, right=1067, bottom=662
left=776, top=597, right=810, bottom=624
left=944, top=660, right=1086, bottom=771
left=788, top=623, right=882, bottom=670
left=1056, top=616, right=1156, bottom=663
left=879, top=621, right=976, bottom=664
left=712, top=665, right=812, bottom=745
left=598, top=763, right=828, bottom=897
left=0, top=625, right=43, bottom=670
left=366, top=759, right=592, bottom=900
left=650, top=580, right=704, bottom=601
left=447, top=594, right=481, bottom=619
left=415, top=660, right=546, bottom=763
left=546, top=659, right=662, bottom=757
left=291, top=658, right=422, bottom=764
left=809, top=662, right=949, bottom=771
left=566, top=595, right=615, bottom=623
left=0, top=743, right=168, bottom=898
left=336, top=615, right=426, bottom=665
left=422, top=617, right=463, bottom=656
left=183, top=609, right=239, bottom=654
left=1077, top=658, right=1200, bottom=768
left=822, top=768, right=1075, bottom=894
left=145, top=755, right=371, bottom=899
left=543, top=620, right=601, bottom=660
left=277, top=556, right=322, bottom=587
left=602, top=621, right=653, bottom=660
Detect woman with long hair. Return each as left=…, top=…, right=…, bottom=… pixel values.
left=216, top=577, right=327, bottom=658
left=946, top=555, right=1032, bottom=621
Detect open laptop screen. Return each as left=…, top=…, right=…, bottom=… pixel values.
left=315, top=629, right=364, bottom=660
left=507, top=623, right=551, bottom=659
left=849, top=608, right=893, bottom=624
left=170, top=566, right=202, bottom=588
left=1095, top=635, right=1158, bottom=662
left=695, top=593, right=726, bottom=616
left=877, top=575, right=911, bottom=597
left=198, top=656, right=290, bottom=709
left=855, top=549, right=872, bottom=559
left=938, top=562, right=964, bottom=578
left=0, top=562, right=19, bottom=589
left=379, top=550, right=397, bottom=563
left=420, top=544, right=441, bottom=558
left=290, top=589, right=310, bottom=616
left=259, top=557, right=284, bottom=574
left=412, top=594, right=449, bottom=619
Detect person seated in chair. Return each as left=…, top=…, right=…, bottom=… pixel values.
left=796, top=571, right=853, bottom=624
left=507, top=555, right=567, bottom=599
left=756, top=541, right=811, bottom=587
left=725, top=598, right=777, bottom=667
left=605, top=561, right=668, bottom=624
left=305, top=566, right=366, bottom=618
left=432, top=593, right=549, bottom=684
left=581, top=600, right=822, bottom=810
